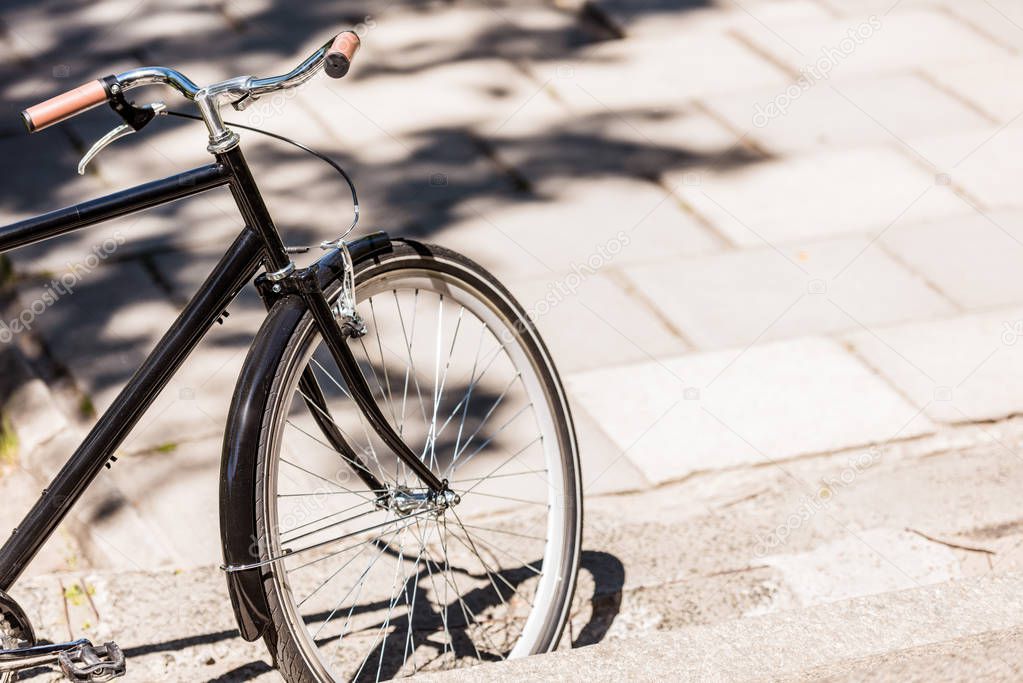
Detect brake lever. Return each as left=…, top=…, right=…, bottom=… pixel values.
left=77, top=101, right=165, bottom=175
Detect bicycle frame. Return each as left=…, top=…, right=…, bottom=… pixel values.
left=0, top=144, right=442, bottom=595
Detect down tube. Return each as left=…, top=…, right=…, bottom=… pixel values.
left=0, top=228, right=265, bottom=590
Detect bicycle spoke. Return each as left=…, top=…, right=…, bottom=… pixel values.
left=436, top=516, right=507, bottom=660
left=446, top=520, right=544, bottom=578
left=288, top=509, right=436, bottom=566
left=369, top=297, right=399, bottom=428
left=280, top=457, right=374, bottom=502
left=449, top=468, right=548, bottom=484
left=456, top=522, right=546, bottom=543
left=460, top=435, right=544, bottom=497
left=290, top=517, right=423, bottom=573
left=448, top=509, right=533, bottom=610
left=280, top=497, right=374, bottom=539
left=297, top=532, right=377, bottom=607
left=399, top=523, right=428, bottom=676
left=448, top=373, right=522, bottom=468
left=428, top=304, right=464, bottom=470
left=409, top=518, right=458, bottom=662
left=449, top=401, right=533, bottom=477
left=283, top=506, right=381, bottom=546
left=307, top=360, right=390, bottom=484
left=312, top=518, right=398, bottom=641
left=285, top=413, right=386, bottom=490
left=350, top=522, right=407, bottom=682
left=404, top=289, right=430, bottom=429
left=460, top=490, right=547, bottom=507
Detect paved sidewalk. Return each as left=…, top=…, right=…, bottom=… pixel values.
left=4, top=0, right=1023, bottom=677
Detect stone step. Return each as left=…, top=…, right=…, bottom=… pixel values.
left=424, top=570, right=1023, bottom=682
left=6, top=417, right=1023, bottom=680
left=792, top=625, right=1023, bottom=682
left=560, top=417, right=1023, bottom=642
left=9, top=566, right=277, bottom=682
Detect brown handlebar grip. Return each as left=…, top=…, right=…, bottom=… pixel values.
left=22, top=79, right=109, bottom=133
left=324, top=31, right=361, bottom=79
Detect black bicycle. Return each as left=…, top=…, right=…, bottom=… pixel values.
left=0, top=30, right=581, bottom=683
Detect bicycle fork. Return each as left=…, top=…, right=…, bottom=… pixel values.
left=258, top=259, right=450, bottom=496
left=222, top=143, right=450, bottom=502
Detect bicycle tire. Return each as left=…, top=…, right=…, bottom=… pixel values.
left=251, top=240, right=583, bottom=681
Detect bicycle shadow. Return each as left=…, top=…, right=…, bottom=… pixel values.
left=219, top=548, right=624, bottom=682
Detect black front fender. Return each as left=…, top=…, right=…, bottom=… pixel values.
left=219, top=231, right=392, bottom=641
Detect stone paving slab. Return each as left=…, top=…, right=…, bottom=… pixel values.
left=705, top=72, right=993, bottom=155
left=4, top=0, right=1023, bottom=613
left=621, top=235, right=955, bottom=350
left=672, top=146, right=963, bottom=247
left=597, top=102, right=761, bottom=174
left=912, top=126, right=1023, bottom=208
left=437, top=176, right=721, bottom=281
left=941, top=0, right=1023, bottom=54
left=566, top=336, right=934, bottom=484
left=571, top=402, right=652, bottom=495
left=533, top=32, right=790, bottom=112
left=302, top=57, right=551, bottom=143
left=570, top=418, right=1023, bottom=608
left=13, top=259, right=179, bottom=406
left=590, top=0, right=833, bottom=41
left=506, top=269, right=689, bottom=372
left=761, top=527, right=959, bottom=607
left=484, top=92, right=753, bottom=183
left=924, top=57, right=1023, bottom=124
left=735, top=9, right=1010, bottom=80
left=815, top=0, right=949, bottom=16
left=844, top=306, right=1023, bottom=424
left=880, top=209, right=1023, bottom=311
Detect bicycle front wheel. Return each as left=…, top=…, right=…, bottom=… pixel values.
left=254, top=240, right=582, bottom=681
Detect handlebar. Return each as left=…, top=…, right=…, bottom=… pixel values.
left=21, top=30, right=361, bottom=133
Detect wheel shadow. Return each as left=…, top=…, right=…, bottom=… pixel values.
left=572, top=550, right=626, bottom=648
left=304, top=547, right=624, bottom=681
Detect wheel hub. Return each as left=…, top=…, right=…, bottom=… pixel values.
left=380, top=486, right=460, bottom=516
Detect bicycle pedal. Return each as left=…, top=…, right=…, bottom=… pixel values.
left=58, top=641, right=125, bottom=682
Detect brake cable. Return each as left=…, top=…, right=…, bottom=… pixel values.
left=162, top=109, right=360, bottom=249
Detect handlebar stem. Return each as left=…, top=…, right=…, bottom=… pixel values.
left=195, top=76, right=253, bottom=153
